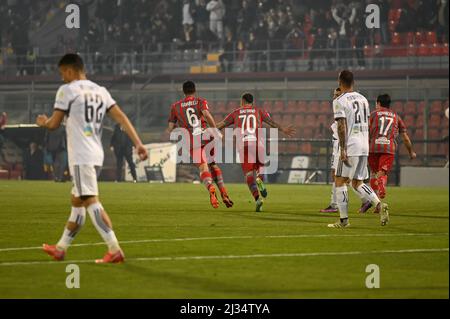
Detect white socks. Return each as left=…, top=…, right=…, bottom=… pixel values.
left=330, top=183, right=337, bottom=208
left=357, top=184, right=381, bottom=207
left=335, top=185, right=349, bottom=220
left=350, top=186, right=367, bottom=204
left=86, top=202, right=121, bottom=253
left=57, top=207, right=86, bottom=251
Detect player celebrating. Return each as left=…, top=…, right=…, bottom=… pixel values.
left=167, top=81, right=233, bottom=209
left=36, top=53, right=148, bottom=263
left=321, top=87, right=370, bottom=213
left=367, top=94, right=416, bottom=199
left=217, top=93, right=295, bottom=212
left=329, top=70, right=389, bottom=228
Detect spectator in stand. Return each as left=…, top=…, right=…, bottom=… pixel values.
left=396, top=1, right=418, bottom=33
left=352, top=6, right=368, bottom=70
left=308, top=27, right=328, bottom=71
left=182, top=0, right=195, bottom=43
left=331, top=2, right=356, bottom=69
left=206, top=0, right=226, bottom=42
left=437, top=0, right=449, bottom=42
left=376, top=0, right=390, bottom=45
left=24, top=142, right=45, bottom=180
left=193, top=0, right=209, bottom=42
left=220, top=30, right=235, bottom=72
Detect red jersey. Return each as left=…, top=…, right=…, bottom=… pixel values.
left=168, top=96, right=209, bottom=136
left=222, top=105, right=271, bottom=143
left=369, top=107, right=407, bottom=154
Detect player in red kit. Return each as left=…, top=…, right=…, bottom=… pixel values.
left=217, top=93, right=295, bottom=212
left=367, top=94, right=416, bottom=200
left=167, top=81, right=233, bottom=209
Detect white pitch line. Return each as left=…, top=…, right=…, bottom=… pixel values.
left=0, top=232, right=448, bottom=253
left=0, top=248, right=447, bottom=267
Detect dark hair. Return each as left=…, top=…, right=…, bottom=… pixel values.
left=58, top=53, right=84, bottom=71
left=338, top=70, right=354, bottom=88
left=377, top=94, right=391, bottom=108
left=183, top=81, right=196, bottom=95
left=241, top=93, right=254, bottom=104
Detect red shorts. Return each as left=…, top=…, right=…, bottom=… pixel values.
left=190, top=145, right=215, bottom=167
left=238, top=142, right=265, bottom=174
left=368, top=153, right=395, bottom=174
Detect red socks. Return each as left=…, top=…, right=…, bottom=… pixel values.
left=200, top=172, right=213, bottom=191
left=210, top=166, right=227, bottom=195
left=246, top=174, right=259, bottom=200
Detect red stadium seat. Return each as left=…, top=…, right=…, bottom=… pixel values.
left=302, top=128, right=314, bottom=138
left=294, top=114, right=304, bottom=124
left=443, top=43, right=449, bottom=55
left=416, top=114, right=424, bottom=127
left=405, top=32, right=415, bottom=45
left=364, top=45, right=374, bottom=58
left=392, top=101, right=404, bottom=115
left=417, top=43, right=431, bottom=56
left=404, top=101, right=417, bottom=113
left=273, top=101, right=285, bottom=113
left=416, top=101, right=426, bottom=114
left=308, top=101, right=320, bottom=114
left=304, top=114, right=316, bottom=127
left=391, top=32, right=402, bottom=46
left=428, top=114, right=442, bottom=128
left=403, top=114, right=415, bottom=127
left=430, top=101, right=443, bottom=114
left=227, top=101, right=239, bottom=111
left=317, top=114, right=328, bottom=126
left=286, top=101, right=297, bottom=114
left=426, top=31, right=437, bottom=45
left=298, top=101, right=308, bottom=113
left=282, top=115, right=293, bottom=126
left=414, top=129, right=424, bottom=140
left=272, top=114, right=282, bottom=124
left=215, top=101, right=227, bottom=113
left=319, top=101, right=331, bottom=114
left=415, top=32, right=426, bottom=44
left=428, top=128, right=441, bottom=140
left=430, top=43, right=443, bottom=56
left=407, top=44, right=417, bottom=56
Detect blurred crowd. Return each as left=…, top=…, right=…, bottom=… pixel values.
left=0, top=0, right=448, bottom=74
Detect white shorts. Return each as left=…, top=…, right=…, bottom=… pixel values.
left=331, top=139, right=339, bottom=171
left=335, top=156, right=369, bottom=180
left=70, top=165, right=101, bottom=198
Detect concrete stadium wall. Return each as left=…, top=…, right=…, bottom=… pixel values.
left=400, top=167, right=449, bottom=187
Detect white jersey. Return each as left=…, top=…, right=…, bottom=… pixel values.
left=54, top=80, right=116, bottom=167
left=331, top=122, right=338, bottom=140
left=333, top=91, right=370, bottom=156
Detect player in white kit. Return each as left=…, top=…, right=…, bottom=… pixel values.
left=320, top=88, right=369, bottom=213
left=36, top=54, right=148, bottom=263
left=328, top=70, right=389, bottom=228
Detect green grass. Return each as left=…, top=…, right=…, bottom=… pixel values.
left=0, top=181, right=448, bottom=299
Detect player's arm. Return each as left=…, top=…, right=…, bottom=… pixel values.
left=400, top=132, right=416, bottom=159
left=336, top=117, right=349, bottom=164
left=108, top=104, right=148, bottom=160
left=262, top=115, right=296, bottom=137
left=36, top=110, right=65, bottom=130
left=166, top=122, right=176, bottom=134
left=201, top=109, right=217, bottom=128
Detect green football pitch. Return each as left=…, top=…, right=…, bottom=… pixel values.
left=0, top=181, right=448, bottom=298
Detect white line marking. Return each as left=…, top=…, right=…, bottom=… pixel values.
left=0, top=248, right=447, bottom=267
left=0, top=232, right=448, bottom=253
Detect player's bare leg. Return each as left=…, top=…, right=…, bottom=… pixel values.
left=245, top=171, right=263, bottom=212
left=199, top=163, right=219, bottom=209
left=328, top=176, right=350, bottom=228
left=209, top=163, right=233, bottom=208
left=43, top=195, right=86, bottom=261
